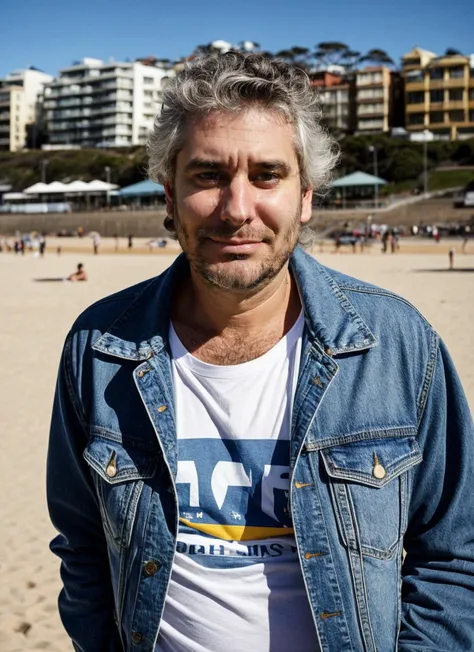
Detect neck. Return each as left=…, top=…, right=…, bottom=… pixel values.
left=175, top=263, right=300, bottom=338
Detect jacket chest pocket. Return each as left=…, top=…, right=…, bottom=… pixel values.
left=317, top=431, right=422, bottom=559
left=83, top=434, right=160, bottom=550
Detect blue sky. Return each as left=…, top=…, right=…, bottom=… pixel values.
left=1, top=0, right=473, bottom=77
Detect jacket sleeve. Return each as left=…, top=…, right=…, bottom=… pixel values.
left=47, top=333, right=124, bottom=652
left=399, top=338, right=474, bottom=650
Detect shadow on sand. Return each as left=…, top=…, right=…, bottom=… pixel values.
left=414, top=268, right=474, bottom=273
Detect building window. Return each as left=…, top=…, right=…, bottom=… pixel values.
left=404, top=57, right=421, bottom=67
left=407, top=91, right=424, bottom=104
left=143, top=90, right=153, bottom=97
left=430, top=111, right=444, bottom=124
left=408, top=113, right=425, bottom=125
left=429, top=68, right=443, bottom=80
left=470, top=89, right=474, bottom=100
left=449, top=110, right=465, bottom=122
left=449, top=89, right=464, bottom=101
left=469, top=110, right=474, bottom=121
left=449, top=67, right=464, bottom=79
left=143, top=76, right=154, bottom=84
left=406, top=70, right=424, bottom=83
left=430, top=90, right=444, bottom=103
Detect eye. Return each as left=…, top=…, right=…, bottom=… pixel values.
left=253, top=172, right=280, bottom=186
left=195, top=171, right=223, bottom=185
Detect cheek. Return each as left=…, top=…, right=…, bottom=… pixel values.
left=180, top=190, right=221, bottom=219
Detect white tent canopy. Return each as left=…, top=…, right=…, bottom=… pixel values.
left=65, top=180, right=91, bottom=193
left=47, top=181, right=70, bottom=193
left=24, top=182, right=50, bottom=194
left=22, top=180, right=118, bottom=195
left=87, top=179, right=118, bottom=191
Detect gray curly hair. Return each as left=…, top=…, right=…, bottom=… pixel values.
left=147, top=52, right=340, bottom=245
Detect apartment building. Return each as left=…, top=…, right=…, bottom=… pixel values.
left=0, top=68, right=53, bottom=151
left=355, top=66, right=400, bottom=134
left=43, top=58, right=170, bottom=148
left=403, top=47, right=474, bottom=139
left=311, top=71, right=354, bottom=133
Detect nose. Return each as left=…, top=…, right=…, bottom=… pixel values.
left=220, top=175, right=255, bottom=226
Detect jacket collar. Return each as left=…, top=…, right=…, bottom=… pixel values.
left=92, top=247, right=377, bottom=361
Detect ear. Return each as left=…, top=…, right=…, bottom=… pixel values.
left=164, top=182, right=174, bottom=215
left=300, top=186, right=313, bottom=224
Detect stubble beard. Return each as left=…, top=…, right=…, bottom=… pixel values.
left=173, top=205, right=302, bottom=292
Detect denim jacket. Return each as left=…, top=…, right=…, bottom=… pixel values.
left=47, top=247, right=474, bottom=652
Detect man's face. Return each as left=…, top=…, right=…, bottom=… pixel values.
left=166, top=107, right=313, bottom=292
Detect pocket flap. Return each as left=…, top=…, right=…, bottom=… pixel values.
left=84, top=436, right=158, bottom=484
left=320, top=432, right=422, bottom=488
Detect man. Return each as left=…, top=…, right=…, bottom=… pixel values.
left=47, top=53, right=474, bottom=652
left=67, top=262, right=87, bottom=282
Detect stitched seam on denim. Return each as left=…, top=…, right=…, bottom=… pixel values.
left=89, top=426, right=160, bottom=452
left=345, top=486, right=377, bottom=651
left=416, top=329, right=439, bottom=428
left=305, top=426, right=417, bottom=451
left=338, top=285, right=434, bottom=326
left=317, top=267, right=375, bottom=339
left=63, top=333, right=90, bottom=437
left=323, top=451, right=422, bottom=487
left=303, top=456, right=355, bottom=651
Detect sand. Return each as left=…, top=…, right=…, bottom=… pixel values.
left=0, top=243, right=473, bottom=651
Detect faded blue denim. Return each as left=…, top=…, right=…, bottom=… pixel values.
left=47, top=247, right=474, bottom=651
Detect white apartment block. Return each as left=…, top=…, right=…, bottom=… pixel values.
left=355, top=67, right=392, bottom=133
left=43, top=58, right=171, bottom=148
left=0, top=68, right=53, bottom=151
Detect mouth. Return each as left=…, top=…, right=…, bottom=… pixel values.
left=207, top=238, right=264, bottom=254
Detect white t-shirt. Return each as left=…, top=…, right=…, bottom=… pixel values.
left=157, top=313, right=319, bottom=652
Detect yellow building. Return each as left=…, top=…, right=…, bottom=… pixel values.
left=403, top=47, right=474, bottom=140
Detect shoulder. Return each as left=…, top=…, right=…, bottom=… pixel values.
left=71, top=275, right=160, bottom=336
left=322, top=263, right=434, bottom=333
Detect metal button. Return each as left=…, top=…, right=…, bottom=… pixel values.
left=131, top=631, right=143, bottom=644
left=325, top=347, right=333, bottom=356
left=144, top=560, right=160, bottom=576
left=157, top=405, right=167, bottom=413
left=106, top=460, right=117, bottom=478
left=137, top=370, right=145, bottom=378
left=373, top=463, right=386, bottom=479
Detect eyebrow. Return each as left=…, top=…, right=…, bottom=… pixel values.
left=184, top=158, right=292, bottom=175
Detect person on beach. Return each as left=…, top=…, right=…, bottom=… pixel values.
left=47, top=53, right=474, bottom=652
left=67, top=263, right=87, bottom=282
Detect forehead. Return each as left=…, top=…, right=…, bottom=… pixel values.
left=178, top=107, right=298, bottom=164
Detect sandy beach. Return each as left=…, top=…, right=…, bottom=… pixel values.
left=0, top=242, right=473, bottom=651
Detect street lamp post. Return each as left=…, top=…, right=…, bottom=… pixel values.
left=40, top=160, right=49, bottom=184
left=368, top=146, right=378, bottom=209
left=421, top=129, right=432, bottom=198
left=105, top=166, right=111, bottom=208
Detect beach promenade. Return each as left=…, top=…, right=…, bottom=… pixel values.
left=0, top=244, right=472, bottom=651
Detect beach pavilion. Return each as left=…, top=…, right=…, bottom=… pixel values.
left=330, top=171, right=387, bottom=209
left=116, top=179, right=165, bottom=208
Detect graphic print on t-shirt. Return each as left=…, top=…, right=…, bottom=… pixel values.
left=169, top=313, right=305, bottom=564
left=176, top=437, right=295, bottom=559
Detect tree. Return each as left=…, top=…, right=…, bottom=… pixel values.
left=359, top=48, right=394, bottom=66
left=313, top=42, right=360, bottom=70
left=445, top=47, right=463, bottom=56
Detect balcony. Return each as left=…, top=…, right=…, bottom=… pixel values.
left=445, top=100, right=466, bottom=110
left=0, top=111, right=10, bottom=120
left=405, top=80, right=425, bottom=92
left=90, top=105, right=119, bottom=116
left=406, top=103, right=425, bottom=112
left=0, top=124, right=10, bottom=133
